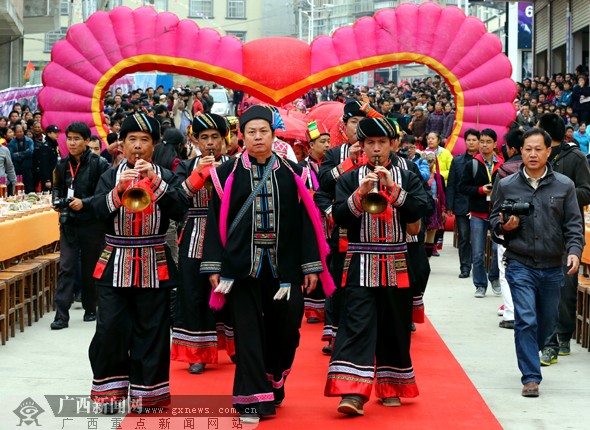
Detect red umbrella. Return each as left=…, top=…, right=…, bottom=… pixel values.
left=275, top=113, right=308, bottom=141
left=305, top=102, right=349, bottom=147
left=306, top=101, right=345, bottom=132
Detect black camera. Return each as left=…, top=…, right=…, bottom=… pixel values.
left=500, top=199, right=533, bottom=223
left=53, top=197, right=74, bottom=224
left=398, top=146, right=410, bottom=159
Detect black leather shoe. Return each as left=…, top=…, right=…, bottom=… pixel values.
left=307, top=317, right=321, bottom=324
left=83, top=312, right=97, bottom=322
left=322, top=342, right=333, bottom=355
left=411, top=322, right=416, bottom=332
left=189, top=363, right=206, bottom=374
left=499, top=320, right=515, bottom=329
left=50, top=319, right=69, bottom=330
left=458, top=272, right=470, bottom=278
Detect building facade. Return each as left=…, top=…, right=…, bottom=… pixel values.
left=23, top=0, right=297, bottom=73
left=534, top=0, right=589, bottom=77
left=1, top=0, right=60, bottom=89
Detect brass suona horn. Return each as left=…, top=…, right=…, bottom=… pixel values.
left=361, top=156, right=389, bottom=215
left=204, top=149, right=215, bottom=192
left=121, top=154, right=152, bottom=213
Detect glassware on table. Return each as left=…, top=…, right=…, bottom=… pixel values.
left=0, top=177, right=7, bottom=199
left=15, top=175, right=25, bottom=200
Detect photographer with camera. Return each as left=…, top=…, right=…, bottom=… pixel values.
left=490, top=128, right=584, bottom=398
left=50, top=122, right=109, bottom=330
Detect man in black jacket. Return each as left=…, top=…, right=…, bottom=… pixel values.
left=538, top=113, right=590, bottom=364
left=446, top=129, right=479, bottom=278
left=490, top=128, right=583, bottom=397
left=33, top=124, right=59, bottom=191
left=50, top=122, right=109, bottom=330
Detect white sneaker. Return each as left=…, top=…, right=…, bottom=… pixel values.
left=497, top=305, right=505, bottom=316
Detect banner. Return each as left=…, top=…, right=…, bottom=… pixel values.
left=518, top=2, right=533, bottom=50
left=0, top=85, right=43, bottom=117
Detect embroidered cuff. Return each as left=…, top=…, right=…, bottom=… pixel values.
left=347, top=189, right=363, bottom=217
left=150, top=174, right=169, bottom=202
left=107, top=187, right=122, bottom=212
left=184, top=170, right=205, bottom=196
left=200, top=261, right=222, bottom=273
left=390, top=187, right=407, bottom=207
left=301, top=261, right=323, bottom=274
left=341, top=157, right=356, bottom=173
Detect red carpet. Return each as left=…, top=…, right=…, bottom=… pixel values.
left=123, top=318, right=502, bottom=430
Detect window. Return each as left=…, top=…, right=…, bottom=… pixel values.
left=60, top=0, right=69, bottom=15
left=144, top=0, right=168, bottom=10
left=227, top=0, right=245, bottom=19
left=107, top=0, right=123, bottom=9
left=226, top=31, right=246, bottom=42
left=44, top=27, right=67, bottom=53
left=189, top=0, right=214, bottom=18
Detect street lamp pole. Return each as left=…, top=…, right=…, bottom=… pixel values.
left=309, top=0, right=314, bottom=43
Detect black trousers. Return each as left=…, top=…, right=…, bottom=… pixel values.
left=227, top=263, right=304, bottom=416
left=171, top=256, right=234, bottom=363
left=455, top=214, right=472, bottom=274
left=544, top=269, right=578, bottom=351
left=89, top=286, right=171, bottom=407
left=323, top=252, right=345, bottom=343
left=325, top=286, right=419, bottom=400
left=54, top=223, right=103, bottom=321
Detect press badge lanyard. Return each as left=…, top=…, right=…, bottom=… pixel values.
left=68, top=161, right=80, bottom=198
left=484, top=157, right=494, bottom=201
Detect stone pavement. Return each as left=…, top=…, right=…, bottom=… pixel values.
left=1, top=232, right=589, bottom=429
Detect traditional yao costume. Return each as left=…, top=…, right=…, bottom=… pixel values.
left=201, top=106, right=334, bottom=419
left=171, top=114, right=235, bottom=370
left=89, top=113, right=187, bottom=410
left=324, top=117, right=429, bottom=408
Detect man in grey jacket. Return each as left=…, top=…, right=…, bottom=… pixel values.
left=490, top=128, right=584, bottom=398
left=0, top=144, right=17, bottom=192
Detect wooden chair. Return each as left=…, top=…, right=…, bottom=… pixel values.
left=575, top=278, right=590, bottom=346
left=3, top=262, right=43, bottom=325
left=0, top=281, right=7, bottom=345
left=29, top=258, right=51, bottom=314
left=33, top=253, right=60, bottom=312
left=0, top=272, right=25, bottom=337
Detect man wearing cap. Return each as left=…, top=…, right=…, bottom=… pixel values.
left=89, top=113, right=188, bottom=412
left=316, top=100, right=366, bottom=354
left=34, top=125, right=59, bottom=191
left=300, top=121, right=331, bottom=324
left=201, top=105, right=333, bottom=424
left=325, top=117, right=429, bottom=416
left=171, top=114, right=234, bottom=375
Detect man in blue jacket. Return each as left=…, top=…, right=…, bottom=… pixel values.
left=446, top=129, right=480, bottom=278
left=7, top=124, right=35, bottom=192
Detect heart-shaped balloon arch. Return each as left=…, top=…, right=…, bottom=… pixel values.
left=39, top=2, right=516, bottom=156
